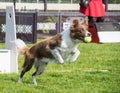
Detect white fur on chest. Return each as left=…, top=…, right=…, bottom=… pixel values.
left=40, top=29, right=80, bottom=64
left=61, top=29, right=77, bottom=48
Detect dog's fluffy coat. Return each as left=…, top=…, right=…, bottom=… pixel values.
left=16, top=18, right=91, bottom=85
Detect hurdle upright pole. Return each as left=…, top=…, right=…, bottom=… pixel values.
left=5, top=5, right=18, bottom=73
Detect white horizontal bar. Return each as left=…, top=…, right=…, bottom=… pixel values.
left=0, top=2, right=120, bottom=11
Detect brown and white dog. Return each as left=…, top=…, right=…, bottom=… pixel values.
left=16, top=18, right=91, bottom=85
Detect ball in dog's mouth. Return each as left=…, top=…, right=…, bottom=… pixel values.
left=84, top=36, right=92, bottom=43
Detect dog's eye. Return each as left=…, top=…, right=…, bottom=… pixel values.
left=81, top=27, right=87, bottom=32
left=79, top=30, right=82, bottom=33
left=76, top=30, right=82, bottom=34
left=79, top=28, right=84, bottom=32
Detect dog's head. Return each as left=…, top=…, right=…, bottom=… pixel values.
left=70, top=18, right=91, bottom=43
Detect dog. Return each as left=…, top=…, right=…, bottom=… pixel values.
left=16, top=18, right=91, bottom=85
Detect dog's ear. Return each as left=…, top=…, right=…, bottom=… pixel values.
left=83, top=17, right=88, bottom=25
left=72, top=19, right=79, bottom=27
left=70, top=19, right=79, bottom=31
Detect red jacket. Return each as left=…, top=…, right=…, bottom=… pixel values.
left=79, top=0, right=105, bottom=17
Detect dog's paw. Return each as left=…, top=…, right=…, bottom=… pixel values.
left=18, top=77, right=22, bottom=83
left=57, top=57, right=64, bottom=64
left=32, top=76, right=38, bottom=86
left=58, top=60, right=64, bottom=64
left=69, top=55, right=79, bottom=63
left=69, top=57, right=77, bottom=63
left=70, top=51, right=80, bottom=63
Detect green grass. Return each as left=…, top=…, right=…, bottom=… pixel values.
left=0, top=42, right=120, bottom=93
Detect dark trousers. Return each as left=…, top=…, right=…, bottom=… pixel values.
left=88, top=16, right=104, bottom=23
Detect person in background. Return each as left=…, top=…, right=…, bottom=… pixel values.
left=79, top=0, right=105, bottom=23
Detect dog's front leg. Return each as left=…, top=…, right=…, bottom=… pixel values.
left=70, top=48, right=80, bottom=63
left=51, top=49, right=64, bottom=64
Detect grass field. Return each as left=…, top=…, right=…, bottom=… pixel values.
left=0, top=42, right=120, bottom=93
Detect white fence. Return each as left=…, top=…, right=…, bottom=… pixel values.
left=0, top=2, right=120, bottom=11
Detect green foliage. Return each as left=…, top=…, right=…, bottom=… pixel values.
left=108, top=0, right=120, bottom=4
left=0, top=42, right=120, bottom=93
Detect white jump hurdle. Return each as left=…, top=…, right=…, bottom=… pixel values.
left=0, top=5, right=18, bottom=73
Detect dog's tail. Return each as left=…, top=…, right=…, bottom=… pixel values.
left=15, top=39, right=29, bottom=55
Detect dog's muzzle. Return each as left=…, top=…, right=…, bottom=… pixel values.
left=86, top=31, right=91, bottom=37
left=84, top=31, right=92, bottom=43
